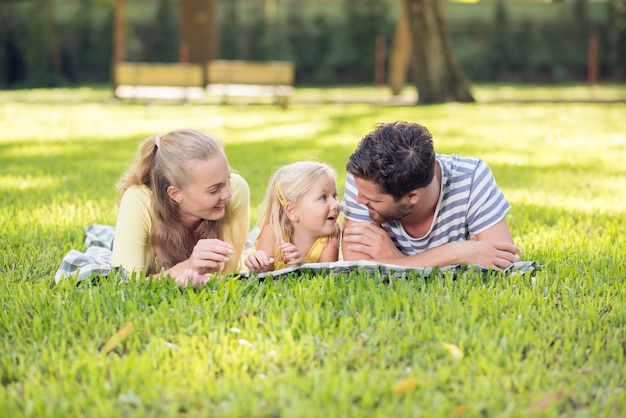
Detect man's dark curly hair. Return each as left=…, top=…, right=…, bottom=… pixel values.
left=346, top=121, right=436, bottom=201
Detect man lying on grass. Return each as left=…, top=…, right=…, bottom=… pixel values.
left=341, top=121, right=522, bottom=270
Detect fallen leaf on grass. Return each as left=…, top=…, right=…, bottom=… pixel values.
left=442, top=342, right=464, bottom=359
left=531, top=390, right=564, bottom=410
left=101, top=322, right=133, bottom=354
left=393, top=377, right=419, bottom=394
left=452, top=405, right=468, bottom=414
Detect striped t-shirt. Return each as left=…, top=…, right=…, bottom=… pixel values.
left=341, top=154, right=511, bottom=255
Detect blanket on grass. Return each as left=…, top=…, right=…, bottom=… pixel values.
left=55, top=224, right=118, bottom=283
left=55, top=224, right=541, bottom=283
left=238, top=260, right=541, bottom=280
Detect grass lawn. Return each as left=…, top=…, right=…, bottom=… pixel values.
left=1, top=84, right=625, bottom=417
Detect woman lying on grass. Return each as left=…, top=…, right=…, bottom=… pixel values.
left=245, top=161, right=341, bottom=272
left=112, top=129, right=250, bottom=287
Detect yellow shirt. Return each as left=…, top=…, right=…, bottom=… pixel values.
left=272, top=235, right=328, bottom=270
left=111, top=173, right=250, bottom=275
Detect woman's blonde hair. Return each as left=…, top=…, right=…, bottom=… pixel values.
left=117, top=128, right=224, bottom=273
left=258, top=161, right=341, bottom=247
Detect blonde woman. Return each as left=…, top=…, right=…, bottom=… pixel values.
left=112, top=129, right=250, bottom=286
left=245, top=161, right=341, bottom=272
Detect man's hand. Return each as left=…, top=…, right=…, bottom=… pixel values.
left=454, top=240, right=522, bottom=269
left=342, top=221, right=404, bottom=260
left=341, top=218, right=522, bottom=270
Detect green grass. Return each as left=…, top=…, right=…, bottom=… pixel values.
left=1, top=85, right=625, bottom=417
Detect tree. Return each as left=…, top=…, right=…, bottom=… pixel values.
left=111, top=0, right=125, bottom=86
left=487, top=0, right=512, bottom=81
left=404, top=0, right=474, bottom=104
left=149, top=0, right=179, bottom=62
left=388, top=2, right=411, bottom=96
left=343, top=0, right=391, bottom=83
left=607, top=0, right=626, bottom=80
left=179, top=0, right=218, bottom=65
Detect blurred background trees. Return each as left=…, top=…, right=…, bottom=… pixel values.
left=0, top=0, right=624, bottom=89
left=404, top=0, right=474, bottom=103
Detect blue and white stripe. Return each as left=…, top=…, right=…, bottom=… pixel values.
left=341, top=154, right=511, bottom=255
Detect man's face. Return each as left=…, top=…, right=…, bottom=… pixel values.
left=353, top=177, right=413, bottom=224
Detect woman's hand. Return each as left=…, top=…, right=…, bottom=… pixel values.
left=188, top=239, right=234, bottom=274
left=279, top=241, right=304, bottom=266
left=244, top=250, right=274, bottom=271
left=175, top=269, right=211, bottom=288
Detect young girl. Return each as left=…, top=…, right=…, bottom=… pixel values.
left=245, top=161, right=341, bottom=272
left=112, top=128, right=250, bottom=286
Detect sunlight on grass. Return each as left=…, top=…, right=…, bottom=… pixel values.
left=0, top=174, right=62, bottom=191
left=473, top=83, right=626, bottom=102
left=508, top=176, right=626, bottom=213
left=1, top=102, right=236, bottom=142
left=222, top=117, right=332, bottom=144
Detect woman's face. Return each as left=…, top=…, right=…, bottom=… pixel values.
left=176, top=151, right=232, bottom=226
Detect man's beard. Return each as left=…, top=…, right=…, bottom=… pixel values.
left=367, top=201, right=413, bottom=224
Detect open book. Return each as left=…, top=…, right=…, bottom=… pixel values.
left=239, top=260, right=541, bottom=280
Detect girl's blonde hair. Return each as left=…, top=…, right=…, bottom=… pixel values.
left=258, top=161, right=341, bottom=246
left=117, top=128, right=224, bottom=273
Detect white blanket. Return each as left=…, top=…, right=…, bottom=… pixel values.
left=239, top=260, right=541, bottom=279
left=55, top=224, right=117, bottom=283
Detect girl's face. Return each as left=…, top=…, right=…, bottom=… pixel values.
left=291, top=172, right=340, bottom=237
left=176, top=151, right=232, bottom=227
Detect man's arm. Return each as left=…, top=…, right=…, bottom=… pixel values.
left=342, top=218, right=521, bottom=269
left=473, top=217, right=514, bottom=243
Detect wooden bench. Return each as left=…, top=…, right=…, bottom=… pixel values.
left=114, top=62, right=205, bottom=101
left=113, top=60, right=295, bottom=107
left=206, top=60, right=295, bottom=108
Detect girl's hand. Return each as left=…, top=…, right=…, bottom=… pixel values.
left=279, top=241, right=304, bottom=266
left=188, top=239, right=234, bottom=273
left=244, top=250, right=274, bottom=271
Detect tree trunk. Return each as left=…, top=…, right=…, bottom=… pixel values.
left=388, top=1, right=411, bottom=96
left=180, top=0, right=218, bottom=71
left=404, top=0, right=474, bottom=104
left=46, top=0, right=61, bottom=81
left=111, top=0, right=126, bottom=87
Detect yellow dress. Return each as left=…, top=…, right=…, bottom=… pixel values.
left=272, top=236, right=328, bottom=270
